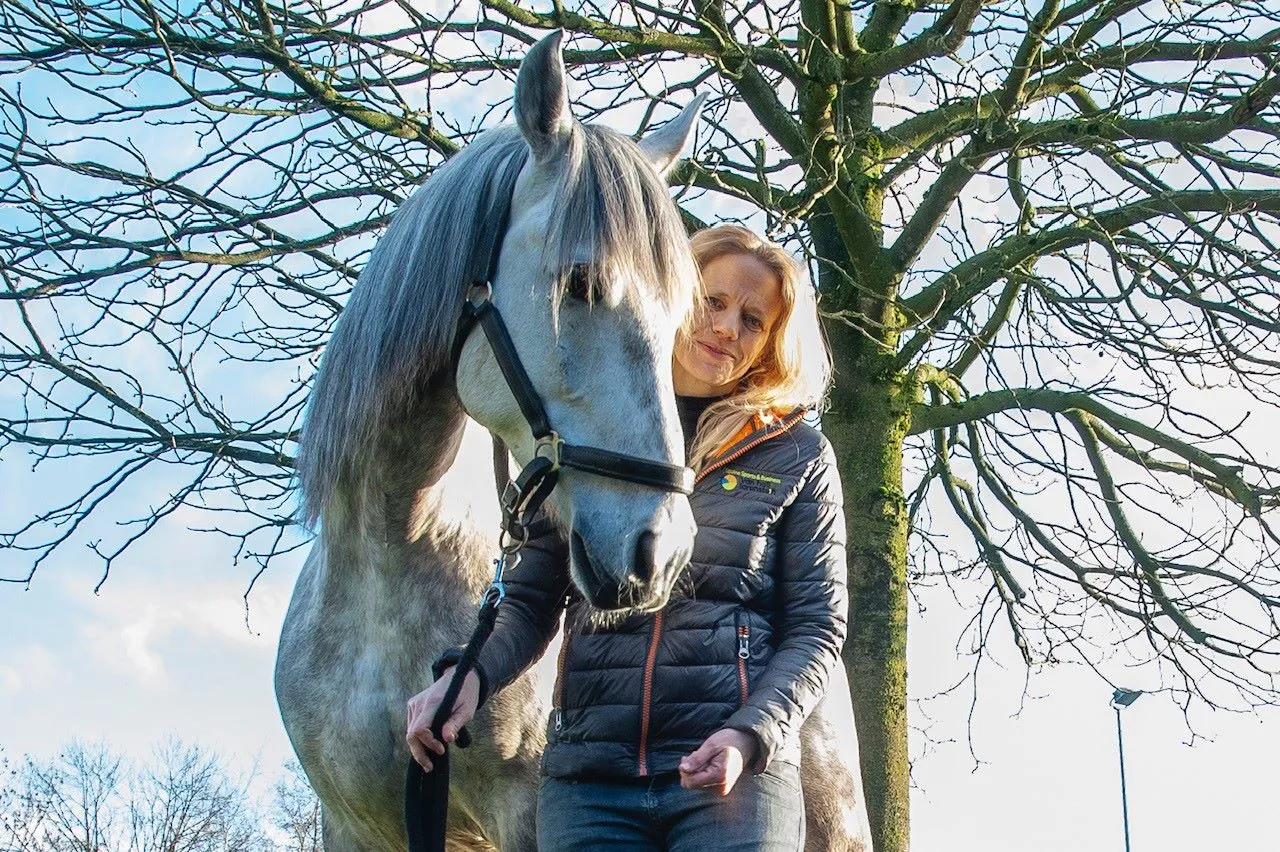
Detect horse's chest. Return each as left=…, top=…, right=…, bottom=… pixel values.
left=277, top=550, right=467, bottom=759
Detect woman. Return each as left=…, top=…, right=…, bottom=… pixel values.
left=406, top=225, right=846, bottom=850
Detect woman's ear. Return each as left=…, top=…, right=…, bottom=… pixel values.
left=637, top=93, right=707, bottom=177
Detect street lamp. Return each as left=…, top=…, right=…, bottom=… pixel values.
left=1110, top=688, right=1142, bottom=852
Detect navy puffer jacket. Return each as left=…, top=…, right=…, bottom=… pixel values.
left=472, top=409, right=848, bottom=779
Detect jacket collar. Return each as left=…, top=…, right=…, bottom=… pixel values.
left=696, top=408, right=807, bottom=483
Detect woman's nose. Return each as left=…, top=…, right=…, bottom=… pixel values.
left=712, top=312, right=739, bottom=340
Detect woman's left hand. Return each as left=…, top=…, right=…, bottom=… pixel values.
left=678, top=728, right=758, bottom=795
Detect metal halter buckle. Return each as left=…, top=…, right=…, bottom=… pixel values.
left=497, top=478, right=532, bottom=554
left=499, top=479, right=522, bottom=517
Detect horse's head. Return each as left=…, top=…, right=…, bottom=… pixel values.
left=456, top=32, right=702, bottom=612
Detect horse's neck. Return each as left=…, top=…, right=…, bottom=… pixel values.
left=321, top=393, right=501, bottom=592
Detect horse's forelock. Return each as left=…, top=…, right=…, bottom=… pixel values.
left=547, top=124, right=697, bottom=316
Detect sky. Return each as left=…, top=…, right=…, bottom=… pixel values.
left=4, top=9, right=1280, bottom=851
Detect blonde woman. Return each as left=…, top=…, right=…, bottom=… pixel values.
left=407, top=225, right=846, bottom=851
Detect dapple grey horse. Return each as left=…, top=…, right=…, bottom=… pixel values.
left=276, top=32, right=872, bottom=852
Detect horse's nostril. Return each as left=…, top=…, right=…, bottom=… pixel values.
left=633, top=530, right=656, bottom=584
left=572, top=529, right=631, bottom=610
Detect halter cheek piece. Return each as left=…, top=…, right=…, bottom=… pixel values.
left=406, top=180, right=694, bottom=852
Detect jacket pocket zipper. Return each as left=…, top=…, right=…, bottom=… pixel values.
left=735, top=611, right=750, bottom=705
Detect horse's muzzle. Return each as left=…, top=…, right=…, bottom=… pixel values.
left=571, top=528, right=679, bottom=612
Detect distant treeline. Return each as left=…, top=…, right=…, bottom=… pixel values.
left=0, top=741, right=319, bottom=852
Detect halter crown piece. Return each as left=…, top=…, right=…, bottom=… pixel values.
left=406, top=174, right=695, bottom=852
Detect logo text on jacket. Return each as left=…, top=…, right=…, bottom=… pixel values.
left=720, top=468, right=782, bottom=494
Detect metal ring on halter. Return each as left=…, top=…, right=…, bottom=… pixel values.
left=467, top=280, right=493, bottom=305
left=498, top=524, right=530, bottom=555
left=534, top=432, right=563, bottom=469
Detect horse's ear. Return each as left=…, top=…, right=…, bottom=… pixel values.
left=516, top=31, right=573, bottom=163
left=637, top=93, right=707, bottom=177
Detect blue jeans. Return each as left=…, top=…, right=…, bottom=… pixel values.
left=536, top=764, right=804, bottom=851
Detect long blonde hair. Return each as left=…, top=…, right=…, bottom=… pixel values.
left=684, top=225, right=833, bottom=471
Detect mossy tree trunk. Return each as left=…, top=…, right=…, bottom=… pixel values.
left=808, top=52, right=912, bottom=844
left=823, top=327, right=912, bottom=852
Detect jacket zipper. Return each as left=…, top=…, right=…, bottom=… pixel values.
left=629, top=411, right=799, bottom=774
left=553, top=628, right=571, bottom=735
left=637, top=610, right=664, bottom=776
left=695, top=410, right=807, bottom=485
left=735, top=611, right=751, bottom=704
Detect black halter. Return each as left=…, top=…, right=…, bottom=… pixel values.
left=405, top=174, right=694, bottom=852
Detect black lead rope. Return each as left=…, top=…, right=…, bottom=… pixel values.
left=405, top=579, right=503, bottom=852
left=405, top=450, right=540, bottom=852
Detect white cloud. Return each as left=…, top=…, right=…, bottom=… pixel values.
left=62, top=516, right=297, bottom=687
left=0, top=643, right=57, bottom=695
left=117, top=607, right=164, bottom=679
left=75, top=575, right=291, bottom=683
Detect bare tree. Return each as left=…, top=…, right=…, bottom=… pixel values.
left=269, top=763, right=320, bottom=852
left=126, top=742, right=269, bottom=852
left=0, top=742, right=325, bottom=852
left=3, top=2, right=1279, bottom=849
left=0, top=744, right=122, bottom=852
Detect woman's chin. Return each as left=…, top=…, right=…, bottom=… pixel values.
left=682, top=367, right=735, bottom=395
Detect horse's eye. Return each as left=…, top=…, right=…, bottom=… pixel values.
left=565, top=264, right=597, bottom=302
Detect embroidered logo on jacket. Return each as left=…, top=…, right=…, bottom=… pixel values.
left=720, top=468, right=782, bottom=494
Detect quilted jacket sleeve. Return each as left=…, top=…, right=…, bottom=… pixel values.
left=470, top=520, right=572, bottom=708
left=724, top=433, right=849, bottom=771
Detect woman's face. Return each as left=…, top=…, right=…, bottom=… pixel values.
left=673, top=253, right=784, bottom=397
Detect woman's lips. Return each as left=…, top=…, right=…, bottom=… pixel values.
left=699, top=341, right=733, bottom=362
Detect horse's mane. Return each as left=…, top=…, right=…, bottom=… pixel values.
left=297, top=122, right=696, bottom=526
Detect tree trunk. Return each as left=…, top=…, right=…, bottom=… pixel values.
left=824, top=320, right=912, bottom=852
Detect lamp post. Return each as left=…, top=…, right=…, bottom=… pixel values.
left=1111, top=688, right=1142, bottom=852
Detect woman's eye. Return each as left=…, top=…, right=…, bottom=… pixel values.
left=706, top=296, right=724, bottom=310
left=566, top=264, right=596, bottom=301
left=744, top=314, right=763, bottom=332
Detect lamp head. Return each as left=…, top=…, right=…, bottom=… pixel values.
left=1111, top=688, right=1143, bottom=708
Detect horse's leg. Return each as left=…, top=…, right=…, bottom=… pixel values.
left=445, top=748, right=538, bottom=852
left=800, top=664, right=875, bottom=852
left=486, top=757, right=539, bottom=851
left=454, top=675, right=547, bottom=852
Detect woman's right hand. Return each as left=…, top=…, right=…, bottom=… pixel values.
left=405, top=667, right=480, bottom=772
